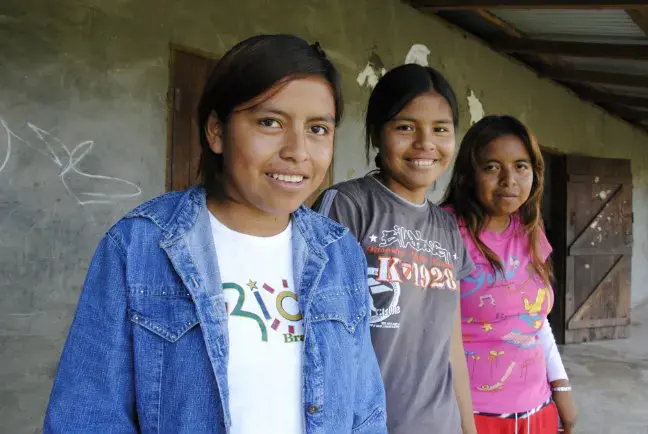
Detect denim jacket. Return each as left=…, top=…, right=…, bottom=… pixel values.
left=44, top=186, right=387, bottom=434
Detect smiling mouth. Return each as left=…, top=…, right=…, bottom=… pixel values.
left=266, top=172, right=306, bottom=184
left=407, top=158, right=438, bottom=168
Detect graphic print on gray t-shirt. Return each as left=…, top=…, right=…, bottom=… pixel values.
left=314, top=175, right=474, bottom=434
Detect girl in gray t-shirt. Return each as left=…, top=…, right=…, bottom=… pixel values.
left=314, top=64, right=477, bottom=434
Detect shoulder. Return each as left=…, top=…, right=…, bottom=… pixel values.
left=431, top=204, right=463, bottom=234
left=295, top=207, right=367, bottom=270
left=320, top=176, right=374, bottom=206
left=109, top=187, right=202, bottom=249
left=328, top=175, right=374, bottom=195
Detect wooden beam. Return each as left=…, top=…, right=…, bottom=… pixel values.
left=475, top=9, right=522, bottom=37
left=602, top=105, right=648, bottom=121
left=540, top=66, right=648, bottom=87
left=493, top=38, right=648, bottom=59
left=409, top=0, right=648, bottom=10
left=569, top=86, right=648, bottom=107
left=627, top=8, right=648, bottom=36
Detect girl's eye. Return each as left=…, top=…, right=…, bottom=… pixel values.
left=310, top=125, right=329, bottom=136
left=258, top=119, right=281, bottom=128
left=517, top=163, right=531, bottom=171
left=484, top=165, right=498, bottom=173
left=395, top=124, right=414, bottom=132
left=434, top=126, right=450, bottom=133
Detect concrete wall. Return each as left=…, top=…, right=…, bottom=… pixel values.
left=0, top=0, right=647, bottom=431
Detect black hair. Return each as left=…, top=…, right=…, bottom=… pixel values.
left=441, top=115, right=551, bottom=286
left=197, top=34, right=343, bottom=198
left=364, top=63, right=459, bottom=169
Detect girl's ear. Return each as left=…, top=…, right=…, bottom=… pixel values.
left=206, top=114, right=224, bottom=154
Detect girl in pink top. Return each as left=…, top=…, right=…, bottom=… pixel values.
left=442, top=115, right=577, bottom=434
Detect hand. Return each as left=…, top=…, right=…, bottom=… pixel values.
left=552, top=385, right=578, bottom=433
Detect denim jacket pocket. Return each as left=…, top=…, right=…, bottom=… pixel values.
left=127, top=285, right=200, bottom=343
left=308, top=285, right=367, bottom=333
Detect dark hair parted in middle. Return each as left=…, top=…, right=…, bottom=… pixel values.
left=442, top=114, right=552, bottom=286
left=364, top=63, right=459, bottom=168
left=197, top=34, right=343, bottom=198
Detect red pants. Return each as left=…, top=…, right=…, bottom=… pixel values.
left=474, top=402, right=559, bottom=434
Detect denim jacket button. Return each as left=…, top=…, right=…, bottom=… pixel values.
left=307, top=405, right=319, bottom=415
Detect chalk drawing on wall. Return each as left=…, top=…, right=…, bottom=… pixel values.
left=405, top=44, right=431, bottom=67
left=0, top=117, right=142, bottom=206
left=467, top=90, right=485, bottom=125
left=0, top=119, right=11, bottom=175
left=356, top=48, right=387, bottom=90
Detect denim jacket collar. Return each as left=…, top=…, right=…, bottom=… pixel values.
left=124, top=185, right=347, bottom=431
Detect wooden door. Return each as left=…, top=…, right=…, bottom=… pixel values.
left=564, top=155, right=633, bottom=343
left=167, top=48, right=333, bottom=206
left=167, top=49, right=219, bottom=192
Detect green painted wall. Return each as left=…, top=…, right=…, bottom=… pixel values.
left=0, top=0, right=647, bottom=431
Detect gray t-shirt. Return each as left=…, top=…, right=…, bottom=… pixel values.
left=314, top=175, right=474, bottom=434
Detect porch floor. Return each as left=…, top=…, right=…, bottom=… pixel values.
left=561, top=302, right=648, bottom=433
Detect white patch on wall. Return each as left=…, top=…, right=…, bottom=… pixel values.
left=356, top=63, right=386, bottom=90
left=467, top=90, right=485, bottom=125
left=404, top=44, right=431, bottom=66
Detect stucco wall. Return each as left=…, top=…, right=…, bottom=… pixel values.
left=0, top=0, right=647, bottom=431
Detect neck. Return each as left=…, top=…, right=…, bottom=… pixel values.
left=486, top=214, right=511, bottom=234
left=380, top=174, right=427, bottom=205
left=207, top=197, right=291, bottom=237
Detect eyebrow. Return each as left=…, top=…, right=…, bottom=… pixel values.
left=254, top=107, right=335, bottom=124
left=482, top=158, right=532, bottom=164
left=390, top=116, right=454, bottom=124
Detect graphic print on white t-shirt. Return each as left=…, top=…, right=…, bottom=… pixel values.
left=209, top=213, right=303, bottom=434
left=223, top=276, right=304, bottom=343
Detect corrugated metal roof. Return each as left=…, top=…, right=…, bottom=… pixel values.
left=559, top=56, right=648, bottom=76
left=488, top=9, right=645, bottom=38
left=423, top=6, right=648, bottom=131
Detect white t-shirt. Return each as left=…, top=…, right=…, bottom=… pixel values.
left=209, top=213, right=304, bottom=434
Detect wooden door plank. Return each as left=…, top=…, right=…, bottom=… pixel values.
left=569, top=246, right=632, bottom=255
left=567, top=255, right=627, bottom=326
left=568, top=183, right=621, bottom=249
left=568, top=175, right=633, bottom=185
left=568, top=317, right=629, bottom=330
left=566, top=324, right=629, bottom=344
left=568, top=183, right=633, bottom=254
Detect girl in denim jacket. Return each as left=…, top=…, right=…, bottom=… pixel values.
left=44, top=34, right=387, bottom=434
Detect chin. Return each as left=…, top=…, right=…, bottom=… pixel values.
left=261, top=200, right=305, bottom=215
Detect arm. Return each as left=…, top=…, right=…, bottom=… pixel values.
left=352, top=245, right=388, bottom=434
left=539, top=319, right=567, bottom=382
left=539, top=320, right=578, bottom=433
left=44, top=231, right=137, bottom=433
left=450, top=288, right=477, bottom=434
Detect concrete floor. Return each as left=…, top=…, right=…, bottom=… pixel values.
left=561, top=302, right=648, bottom=434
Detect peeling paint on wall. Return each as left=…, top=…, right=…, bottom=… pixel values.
left=356, top=49, right=386, bottom=90
left=467, top=90, right=485, bottom=125
left=404, top=43, right=430, bottom=67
